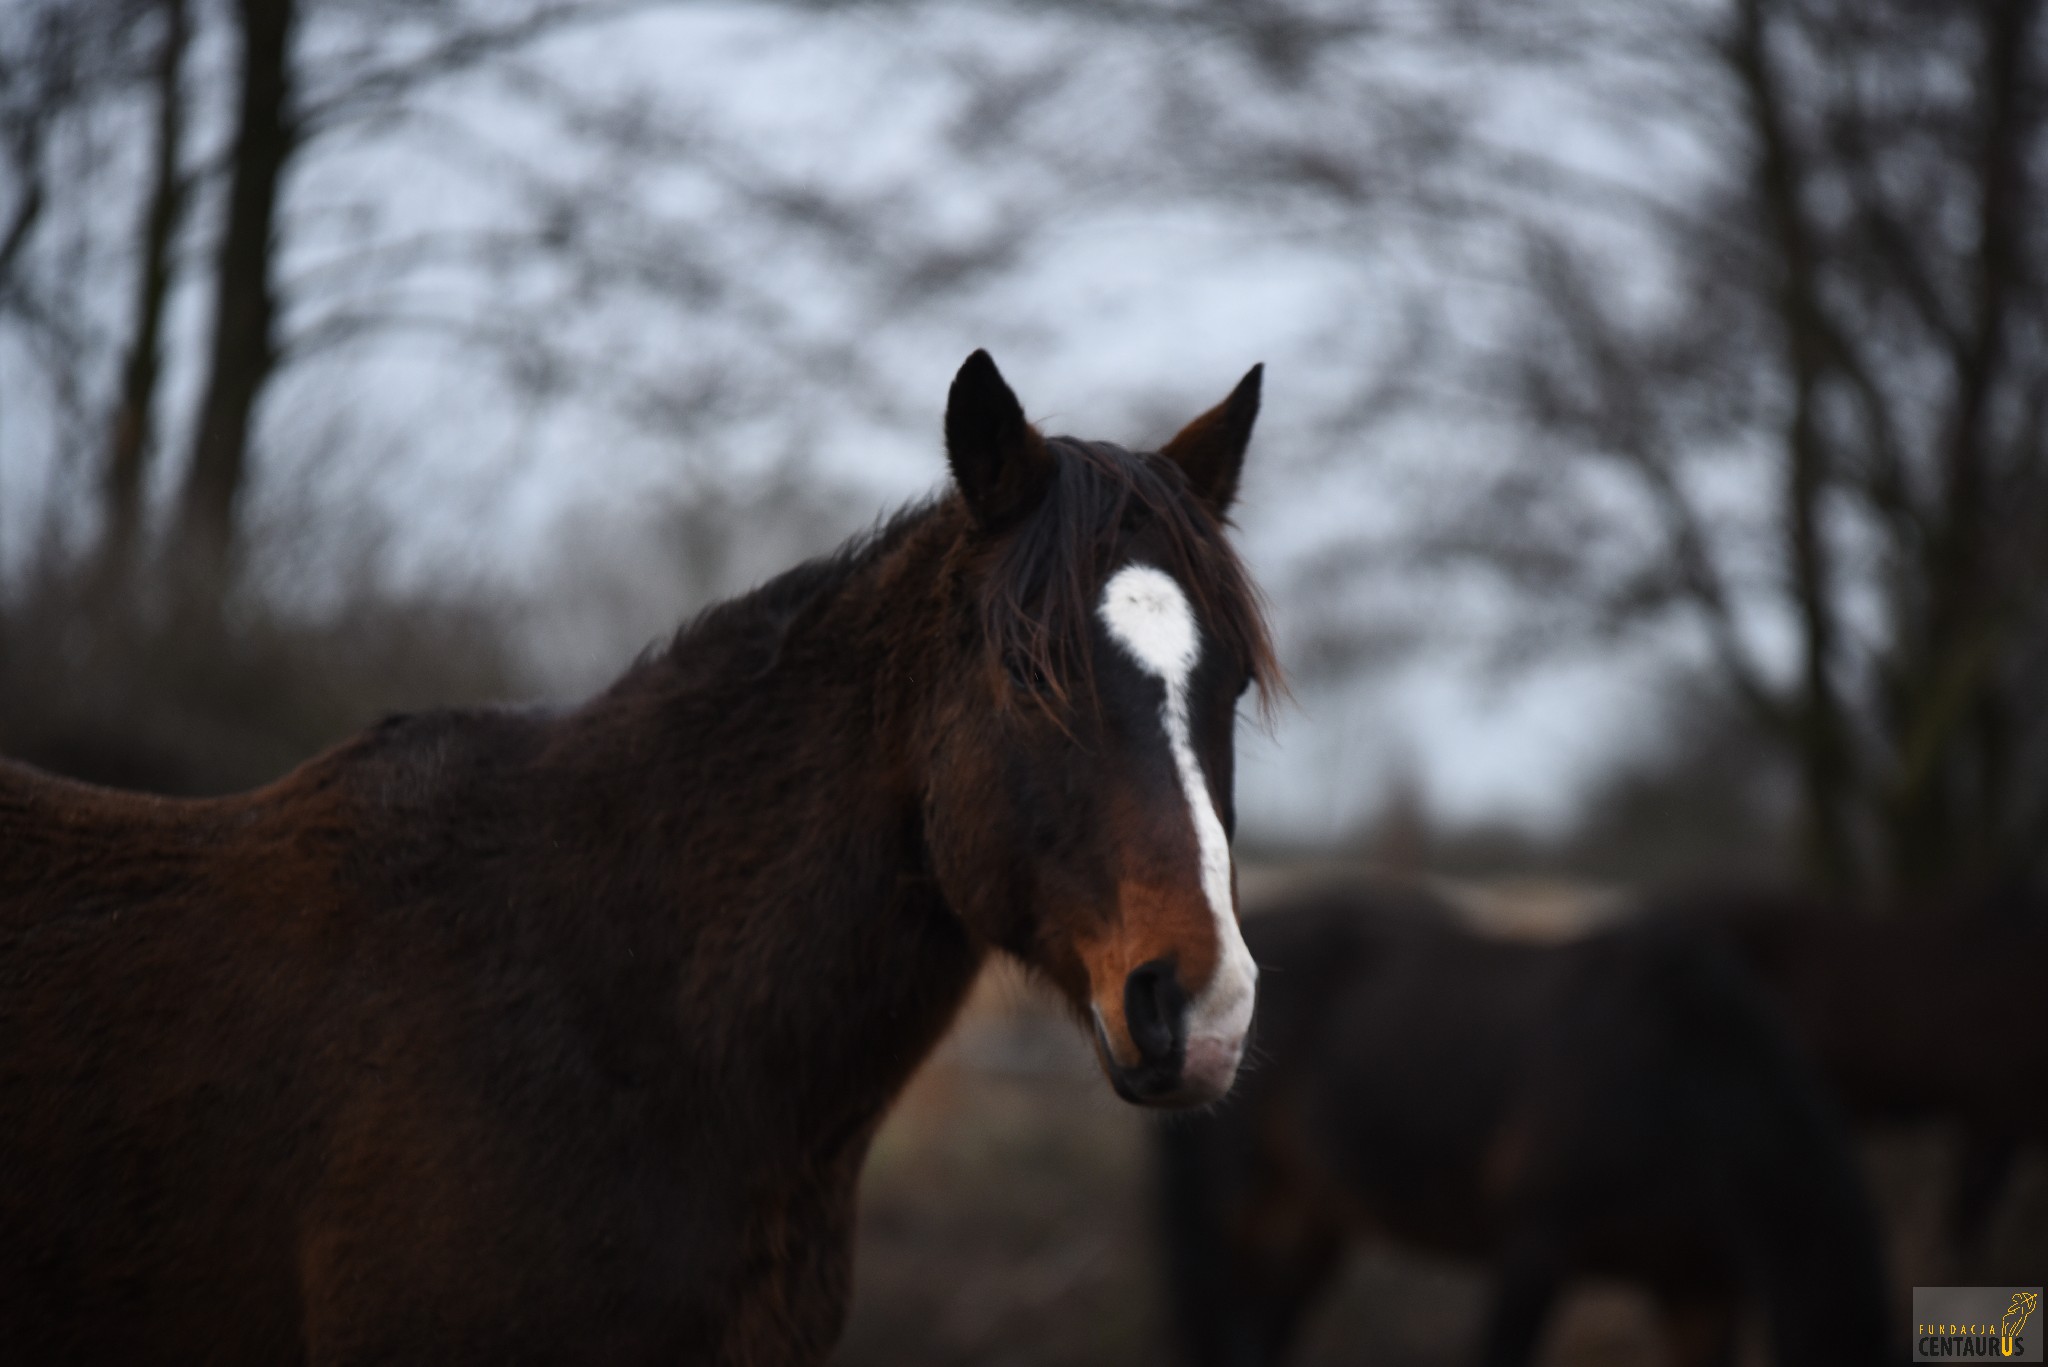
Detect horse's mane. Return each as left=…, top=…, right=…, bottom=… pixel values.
left=621, top=502, right=932, bottom=693
left=627, top=440, right=1280, bottom=716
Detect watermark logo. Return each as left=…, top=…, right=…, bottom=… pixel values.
left=1915, top=1287, right=2042, bottom=1361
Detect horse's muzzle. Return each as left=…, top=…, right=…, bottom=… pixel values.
left=1095, top=957, right=1247, bottom=1108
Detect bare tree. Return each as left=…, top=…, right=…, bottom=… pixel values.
left=171, top=0, right=292, bottom=591
left=3, top=0, right=1046, bottom=604
left=99, top=0, right=189, bottom=587
left=1021, top=0, right=2048, bottom=892
left=0, top=0, right=141, bottom=513
left=1424, top=1, right=2048, bottom=894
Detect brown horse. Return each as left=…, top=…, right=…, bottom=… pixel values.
left=1155, top=880, right=1892, bottom=1367
left=0, top=351, right=1278, bottom=1366
left=1647, top=882, right=2048, bottom=1260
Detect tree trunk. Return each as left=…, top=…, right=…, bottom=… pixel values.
left=1883, top=0, right=2040, bottom=893
left=99, top=0, right=189, bottom=591
left=1731, top=0, right=1859, bottom=890
left=174, top=0, right=294, bottom=597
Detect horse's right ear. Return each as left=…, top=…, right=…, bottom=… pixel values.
left=945, top=350, right=1052, bottom=532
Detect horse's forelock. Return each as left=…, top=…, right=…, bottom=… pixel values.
left=976, top=438, right=1281, bottom=725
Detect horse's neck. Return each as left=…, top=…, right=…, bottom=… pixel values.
left=544, top=556, right=981, bottom=1157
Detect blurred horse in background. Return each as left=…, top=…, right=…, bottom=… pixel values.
left=0, top=351, right=1279, bottom=1366
left=1649, top=883, right=2048, bottom=1264
left=1156, top=880, right=1891, bottom=1367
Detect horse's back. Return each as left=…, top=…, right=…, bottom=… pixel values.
left=1649, top=882, right=2048, bottom=1136
left=1, top=753, right=209, bottom=898
left=0, top=714, right=783, bottom=1364
left=0, top=719, right=564, bottom=1362
left=0, top=754, right=356, bottom=1360
left=1230, top=883, right=1852, bottom=1254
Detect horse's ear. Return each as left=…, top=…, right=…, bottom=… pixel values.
left=1160, top=364, right=1262, bottom=515
left=945, top=350, right=1052, bottom=532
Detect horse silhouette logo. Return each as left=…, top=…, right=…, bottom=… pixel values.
left=2008, top=1292, right=2040, bottom=1359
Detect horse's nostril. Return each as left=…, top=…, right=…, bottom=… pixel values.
left=1123, top=958, right=1187, bottom=1066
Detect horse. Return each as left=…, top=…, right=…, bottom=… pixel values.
left=1155, top=879, right=1892, bottom=1367
left=1644, top=882, right=2048, bottom=1261
left=0, top=350, right=1279, bottom=1366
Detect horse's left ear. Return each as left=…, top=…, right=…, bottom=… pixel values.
left=1160, top=364, right=1262, bottom=515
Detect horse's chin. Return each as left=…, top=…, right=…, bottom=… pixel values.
left=1086, top=1013, right=1243, bottom=1110
left=1107, top=1071, right=1236, bottom=1111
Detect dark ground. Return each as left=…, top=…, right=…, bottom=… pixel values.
left=836, top=960, right=2048, bottom=1367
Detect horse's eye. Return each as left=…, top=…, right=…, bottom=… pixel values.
left=1003, top=652, right=1050, bottom=695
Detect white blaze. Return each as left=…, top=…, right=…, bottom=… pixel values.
left=1097, top=563, right=1258, bottom=1047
